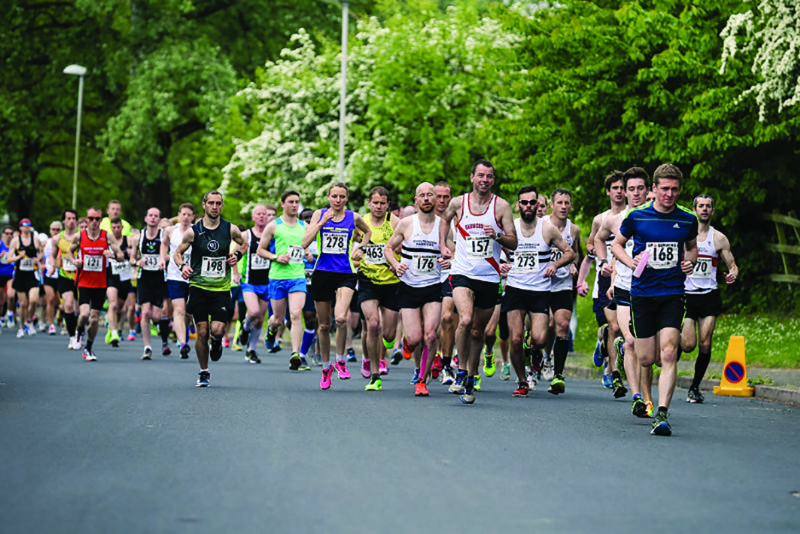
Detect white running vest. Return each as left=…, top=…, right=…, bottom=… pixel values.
left=451, top=193, right=502, bottom=283
left=685, top=226, right=717, bottom=294
left=592, top=209, right=614, bottom=299
left=613, top=208, right=635, bottom=292
left=507, top=218, right=551, bottom=292
left=399, top=215, right=442, bottom=288
left=167, top=226, right=192, bottom=282
left=550, top=218, right=574, bottom=293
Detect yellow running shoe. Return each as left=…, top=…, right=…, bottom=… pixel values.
left=483, top=352, right=496, bottom=377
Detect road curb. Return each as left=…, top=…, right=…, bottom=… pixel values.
left=564, top=364, right=800, bottom=406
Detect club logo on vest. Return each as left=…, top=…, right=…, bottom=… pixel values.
left=207, top=240, right=220, bottom=252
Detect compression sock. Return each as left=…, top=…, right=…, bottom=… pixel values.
left=553, top=336, right=569, bottom=376
left=691, top=350, right=711, bottom=390
left=485, top=333, right=496, bottom=354
left=159, top=318, right=170, bottom=343
left=301, top=328, right=315, bottom=356
left=249, top=327, right=262, bottom=351
left=420, top=346, right=429, bottom=376
left=65, top=312, right=78, bottom=337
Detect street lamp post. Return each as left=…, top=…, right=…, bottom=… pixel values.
left=63, top=64, right=86, bottom=209
left=338, top=1, right=349, bottom=182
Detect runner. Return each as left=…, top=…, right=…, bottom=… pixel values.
left=385, top=182, right=447, bottom=395
left=500, top=186, right=576, bottom=397
left=0, top=226, right=14, bottom=328
left=546, top=188, right=582, bottom=384
left=612, top=163, right=698, bottom=436
left=356, top=186, right=400, bottom=383
left=99, top=199, right=132, bottom=236
left=298, top=208, right=321, bottom=366
left=681, top=194, right=739, bottom=403
left=131, top=207, right=170, bottom=360
left=65, top=207, right=125, bottom=360
left=439, top=159, right=518, bottom=404
left=596, top=167, right=653, bottom=411
left=42, top=221, right=62, bottom=334
left=161, top=203, right=195, bottom=359
left=257, top=191, right=311, bottom=370
left=234, top=205, right=272, bottom=363
left=174, top=190, right=247, bottom=387
left=105, top=218, right=134, bottom=347
left=301, top=182, right=372, bottom=390
left=7, top=219, right=42, bottom=338
left=52, top=209, right=81, bottom=348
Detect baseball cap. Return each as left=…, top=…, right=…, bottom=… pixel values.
left=19, top=219, right=32, bottom=227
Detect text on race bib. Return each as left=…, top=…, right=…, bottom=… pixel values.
left=465, top=235, right=492, bottom=259
left=362, top=244, right=386, bottom=265
left=514, top=251, right=539, bottom=272
left=19, top=258, right=35, bottom=271
left=201, top=256, right=226, bottom=278
left=646, top=242, right=679, bottom=270
left=182, top=253, right=191, bottom=267
left=288, top=245, right=304, bottom=264
left=83, top=255, right=103, bottom=272
left=411, top=254, right=437, bottom=275
left=142, top=254, right=161, bottom=271
left=692, top=257, right=714, bottom=278
left=111, top=260, right=132, bottom=281
left=251, top=254, right=270, bottom=270
left=551, top=248, right=563, bottom=264
left=62, top=258, right=77, bottom=272
left=321, top=232, right=348, bottom=255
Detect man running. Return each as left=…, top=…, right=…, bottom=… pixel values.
left=51, top=209, right=82, bottom=348
left=132, top=207, right=170, bottom=360
left=257, top=190, right=311, bottom=370
left=105, top=218, right=134, bottom=347
left=385, top=182, right=446, bottom=395
left=681, top=194, right=738, bottom=403
left=66, top=207, right=125, bottom=360
left=236, top=205, right=272, bottom=363
left=175, top=190, right=247, bottom=387
left=439, top=159, right=517, bottom=404
left=612, top=163, right=698, bottom=436
left=100, top=199, right=133, bottom=236
left=7, top=219, right=42, bottom=338
left=162, top=203, right=195, bottom=359
left=301, top=182, right=372, bottom=390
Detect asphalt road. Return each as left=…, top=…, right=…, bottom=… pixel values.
left=2, top=331, right=799, bottom=534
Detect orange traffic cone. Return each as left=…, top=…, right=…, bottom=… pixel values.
left=713, top=336, right=754, bottom=397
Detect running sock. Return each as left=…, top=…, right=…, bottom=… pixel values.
left=335, top=353, right=345, bottom=363
left=86, top=339, right=93, bottom=351
left=301, top=328, right=315, bottom=355
left=65, top=313, right=77, bottom=337
left=612, top=370, right=621, bottom=380
left=242, top=317, right=252, bottom=333
left=553, top=336, right=569, bottom=376
left=76, top=324, right=85, bottom=340
left=158, top=318, right=170, bottom=343
left=323, top=361, right=332, bottom=370
left=658, top=406, right=668, bottom=414
left=371, top=373, right=380, bottom=382
left=420, top=346, right=429, bottom=375
left=464, top=376, right=475, bottom=394
left=249, top=327, right=262, bottom=351
left=691, top=350, right=711, bottom=390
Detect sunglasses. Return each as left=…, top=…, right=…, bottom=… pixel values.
left=518, top=200, right=537, bottom=206
left=86, top=216, right=102, bottom=221
left=50, top=228, right=61, bottom=231
left=3, top=231, right=13, bottom=235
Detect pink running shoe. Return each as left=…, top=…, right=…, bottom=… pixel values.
left=379, top=359, right=389, bottom=375
left=361, top=358, right=371, bottom=379
left=222, top=337, right=231, bottom=348
left=335, top=360, right=351, bottom=379
left=320, top=368, right=333, bottom=390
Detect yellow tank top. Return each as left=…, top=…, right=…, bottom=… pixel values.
left=58, top=231, right=77, bottom=280
left=359, top=214, right=399, bottom=285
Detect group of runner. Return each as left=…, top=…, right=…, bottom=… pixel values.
left=1, top=158, right=738, bottom=436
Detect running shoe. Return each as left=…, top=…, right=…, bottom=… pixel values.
left=449, top=370, right=466, bottom=394
left=209, top=339, right=223, bottom=362
left=415, top=382, right=430, bottom=397
left=237, top=328, right=250, bottom=350
left=500, top=362, right=511, bottom=381
left=313, top=352, right=323, bottom=366
left=441, top=366, right=456, bottom=386
left=68, top=336, right=82, bottom=350
left=365, top=377, right=382, bottom=391
left=614, top=337, right=626, bottom=380
left=460, top=387, right=476, bottom=405
left=391, top=348, right=403, bottom=365
left=105, top=328, right=113, bottom=345
left=231, top=341, right=243, bottom=352
left=222, top=337, right=231, bottom=349
left=402, top=342, right=413, bottom=360
left=48, top=324, right=56, bottom=336
left=334, top=360, right=351, bottom=379
left=483, top=352, right=496, bottom=377
left=196, top=370, right=210, bottom=387
left=531, top=348, right=544, bottom=372
left=16, top=328, right=25, bottom=338
left=631, top=395, right=648, bottom=418
left=602, top=368, right=613, bottom=389
left=686, top=387, right=705, bottom=404
left=110, top=331, right=120, bottom=348
left=180, top=343, right=191, bottom=359
left=289, top=353, right=301, bottom=370
left=127, top=331, right=136, bottom=341
left=162, top=341, right=172, bottom=356
left=361, top=358, right=371, bottom=379
left=298, top=357, right=311, bottom=371
left=526, top=367, right=538, bottom=389
left=245, top=350, right=261, bottom=364
left=141, top=346, right=153, bottom=360
left=26, top=323, right=36, bottom=336
left=651, top=410, right=672, bottom=436
left=431, top=353, right=443, bottom=379
left=547, top=375, right=566, bottom=395
left=410, top=368, right=421, bottom=384
left=512, top=383, right=529, bottom=397
left=542, top=354, right=555, bottom=381
left=347, top=348, right=357, bottom=362
left=379, top=359, right=389, bottom=375
left=320, top=368, right=333, bottom=390
left=645, top=401, right=654, bottom=417
left=61, top=327, right=69, bottom=336
left=612, top=377, right=628, bottom=398
left=82, top=348, right=97, bottom=361
left=474, top=375, right=482, bottom=391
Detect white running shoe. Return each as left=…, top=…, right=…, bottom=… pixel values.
left=16, top=328, right=25, bottom=339
left=542, top=354, right=555, bottom=381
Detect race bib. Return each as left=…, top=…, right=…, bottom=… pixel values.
left=201, top=256, right=226, bottom=278
left=142, top=254, right=161, bottom=271
left=692, top=257, right=714, bottom=278
left=550, top=248, right=564, bottom=264
left=251, top=254, right=270, bottom=270
left=19, top=258, right=35, bottom=272
left=322, top=232, right=348, bottom=255
left=62, top=258, right=77, bottom=272
left=305, top=268, right=313, bottom=285
left=465, top=235, right=492, bottom=259
left=362, top=244, right=386, bottom=265
left=182, top=252, right=191, bottom=267
left=411, top=254, right=437, bottom=275
left=514, top=251, right=539, bottom=272
left=83, top=255, right=103, bottom=272
left=288, top=245, right=304, bottom=264
left=110, top=260, right=132, bottom=281
left=646, top=242, right=679, bottom=270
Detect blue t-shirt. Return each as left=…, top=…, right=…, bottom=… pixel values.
left=619, top=202, right=698, bottom=297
